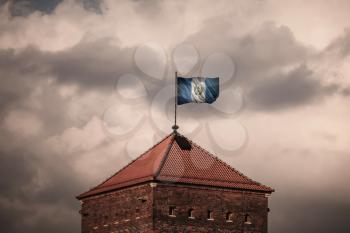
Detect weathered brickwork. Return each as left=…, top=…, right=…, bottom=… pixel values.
left=80, top=183, right=153, bottom=233
left=80, top=182, right=270, bottom=233
left=153, top=183, right=269, bottom=233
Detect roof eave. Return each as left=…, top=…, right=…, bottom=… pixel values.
left=76, top=178, right=156, bottom=200
left=154, top=180, right=274, bottom=194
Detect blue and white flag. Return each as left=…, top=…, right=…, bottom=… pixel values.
left=177, top=77, right=219, bottom=105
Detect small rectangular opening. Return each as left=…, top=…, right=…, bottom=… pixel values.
left=207, top=210, right=214, bottom=220
left=244, top=214, right=252, bottom=225
left=168, top=206, right=176, bottom=217
left=188, top=209, right=194, bottom=219
left=226, top=212, right=233, bottom=222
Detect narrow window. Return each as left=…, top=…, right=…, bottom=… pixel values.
left=188, top=209, right=194, bottom=219
left=207, top=210, right=214, bottom=220
left=137, top=196, right=147, bottom=203
left=226, top=212, right=233, bottom=222
left=169, top=206, right=176, bottom=217
left=244, top=214, right=252, bottom=224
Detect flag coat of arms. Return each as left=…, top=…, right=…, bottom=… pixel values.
left=177, top=77, right=219, bottom=105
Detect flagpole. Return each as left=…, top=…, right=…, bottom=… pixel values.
left=172, top=71, right=179, bottom=133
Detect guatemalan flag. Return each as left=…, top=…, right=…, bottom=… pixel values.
left=177, top=77, right=219, bottom=105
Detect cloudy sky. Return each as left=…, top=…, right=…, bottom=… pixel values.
left=0, top=0, right=350, bottom=232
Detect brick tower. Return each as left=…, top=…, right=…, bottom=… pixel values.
left=77, top=133, right=274, bottom=233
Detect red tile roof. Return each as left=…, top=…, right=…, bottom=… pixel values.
left=77, top=133, right=273, bottom=199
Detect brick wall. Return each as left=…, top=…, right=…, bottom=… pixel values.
left=80, top=183, right=153, bottom=233
left=153, top=183, right=269, bottom=233
left=79, top=182, right=270, bottom=233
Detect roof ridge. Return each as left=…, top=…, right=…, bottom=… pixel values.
left=85, top=132, right=174, bottom=192
left=154, top=134, right=176, bottom=178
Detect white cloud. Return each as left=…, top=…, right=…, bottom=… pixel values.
left=2, top=110, right=43, bottom=137
left=263, top=0, right=350, bottom=49
left=46, top=116, right=107, bottom=154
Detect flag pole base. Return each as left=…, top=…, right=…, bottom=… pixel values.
left=172, top=125, right=179, bottom=132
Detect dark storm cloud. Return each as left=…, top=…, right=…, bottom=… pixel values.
left=0, top=204, right=31, bottom=233
left=233, top=23, right=311, bottom=75
left=49, top=38, right=134, bottom=88
left=0, top=149, right=36, bottom=197
left=0, top=0, right=104, bottom=16
left=271, top=195, right=350, bottom=233
left=0, top=130, right=85, bottom=233
left=0, top=47, right=48, bottom=120
left=342, top=87, right=350, bottom=96
left=0, top=38, right=139, bottom=89
left=0, top=132, right=86, bottom=202
left=0, top=91, right=17, bottom=117
left=80, top=0, right=104, bottom=14
left=0, top=202, right=79, bottom=233
left=0, top=48, right=69, bottom=133
left=132, top=0, right=163, bottom=17
left=247, top=65, right=344, bottom=110
left=325, top=28, right=350, bottom=58
left=187, top=20, right=311, bottom=71
left=0, top=0, right=63, bottom=16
